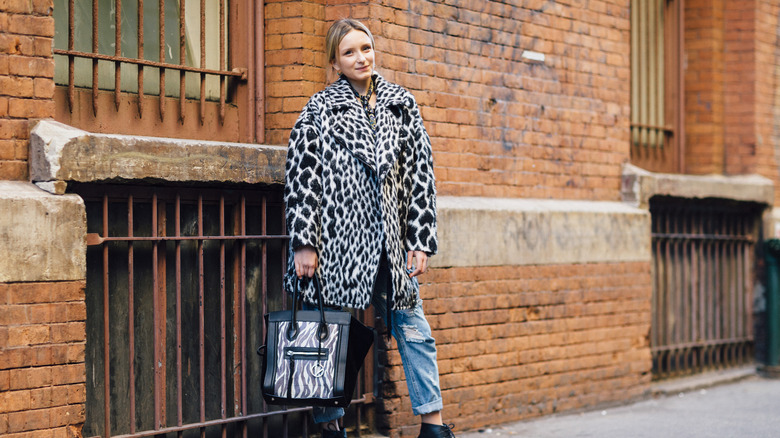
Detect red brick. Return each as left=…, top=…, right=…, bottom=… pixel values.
left=8, top=56, right=54, bottom=78
left=33, top=78, right=54, bottom=99
left=0, top=139, right=14, bottom=159
left=0, top=304, right=28, bottom=325
left=9, top=366, right=52, bottom=391
left=64, top=302, right=85, bottom=322
left=7, top=325, right=50, bottom=347
left=50, top=404, right=84, bottom=427
left=0, top=119, right=28, bottom=139
left=0, top=370, right=9, bottom=391
left=0, top=76, right=33, bottom=97
left=30, top=387, right=53, bottom=410
left=0, top=156, right=30, bottom=180
left=50, top=364, right=84, bottom=387
left=65, top=344, right=84, bottom=364
left=8, top=98, right=54, bottom=118
left=31, top=0, right=53, bottom=15
left=32, top=37, right=51, bottom=57
left=0, top=389, right=31, bottom=413
left=7, top=14, right=54, bottom=37
left=0, top=0, right=32, bottom=14
left=49, top=323, right=85, bottom=344
left=13, top=139, right=26, bottom=159
left=7, top=408, right=50, bottom=433
left=50, top=282, right=84, bottom=303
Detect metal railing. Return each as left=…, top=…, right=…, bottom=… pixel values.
left=74, top=184, right=375, bottom=437
left=650, top=197, right=759, bottom=378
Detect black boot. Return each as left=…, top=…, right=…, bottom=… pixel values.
left=321, top=428, right=346, bottom=438
left=418, top=423, right=456, bottom=438
left=321, top=423, right=347, bottom=438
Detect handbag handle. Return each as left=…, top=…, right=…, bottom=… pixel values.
left=287, top=276, right=329, bottom=342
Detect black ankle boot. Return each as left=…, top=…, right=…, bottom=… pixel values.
left=321, top=428, right=346, bottom=438
left=321, top=424, right=347, bottom=438
left=418, top=423, right=456, bottom=438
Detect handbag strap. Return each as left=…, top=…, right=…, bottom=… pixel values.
left=288, top=276, right=329, bottom=342
left=312, top=276, right=329, bottom=341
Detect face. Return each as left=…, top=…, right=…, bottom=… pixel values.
left=332, top=29, right=375, bottom=84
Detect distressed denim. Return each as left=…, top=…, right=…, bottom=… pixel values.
left=307, top=257, right=443, bottom=424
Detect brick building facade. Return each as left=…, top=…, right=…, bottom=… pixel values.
left=0, top=1, right=776, bottom=437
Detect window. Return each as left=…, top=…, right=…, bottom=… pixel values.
left=630, top=0, right=684, bottom=173
left=52, top=0, right=254, bottom=142
left=75, top=183, right=376, bottom=437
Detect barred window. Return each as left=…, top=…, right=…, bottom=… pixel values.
left=630, top=0, right=684, bottom=173
left=52, top=0, right=253, bottom=142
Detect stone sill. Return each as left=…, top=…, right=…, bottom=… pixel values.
left=432, top=196, right=650, bottom=268
left=621, top=163, right=774, bottom=209
left=29, top=120, right=287, bottom=194
left=0, top=181, right=86, bottom=282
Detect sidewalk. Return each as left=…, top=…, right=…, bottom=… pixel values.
left=457, top=367, right=780, bottom=438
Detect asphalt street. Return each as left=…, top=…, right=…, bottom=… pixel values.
left=458, top=372, right=780, bottom=438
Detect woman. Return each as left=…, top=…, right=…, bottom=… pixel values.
left=284, top=18, right=455, bottom=438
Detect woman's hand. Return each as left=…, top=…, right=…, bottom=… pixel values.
left=294, top=246, right=318, bottom=278
left=406, top=250, right=428, bottom=278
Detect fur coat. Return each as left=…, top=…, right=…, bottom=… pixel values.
left=284, top=73, right=437, bottom=310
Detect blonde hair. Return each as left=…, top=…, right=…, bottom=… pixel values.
left=325, top=19, right=375, bottom=65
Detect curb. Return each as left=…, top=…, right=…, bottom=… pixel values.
left=650, top=365, right=757, bottom=397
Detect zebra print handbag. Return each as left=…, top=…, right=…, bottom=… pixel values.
left=259, top=277, right=374, bottom=407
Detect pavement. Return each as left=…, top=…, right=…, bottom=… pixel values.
left=457, top=366, right=780, bottom=438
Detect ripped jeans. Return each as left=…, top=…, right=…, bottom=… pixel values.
left=306, top=261, right=443, bottom=424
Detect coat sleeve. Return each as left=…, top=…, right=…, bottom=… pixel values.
left=404, top=97, right=438, bottom=255
left=284, top=100, right=323, bottom=252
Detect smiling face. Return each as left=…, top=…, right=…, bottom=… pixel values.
left=331, top=29, right=375, bottom=88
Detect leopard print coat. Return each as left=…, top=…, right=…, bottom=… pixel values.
left=284, top=73, right=437, bottom=310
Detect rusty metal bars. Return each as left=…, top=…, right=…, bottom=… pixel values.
left=54, top=0, right=240, bottom=122
left=630, top=0, right=683, bottom=173
left=137, top=0, right=145, bottom=118
left=114, top=0, right=122, bottom=110
left=101, top=195, right=110, bottom=437
left=650, top=200, right=758, bottom=379
left=79, top=184, right=376, bottom=437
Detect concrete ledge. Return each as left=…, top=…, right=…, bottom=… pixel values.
left=622, top=163, right=774, bottom=209
left=0, top=181, right=86, bottom=282
left=432, top=196, right=650, bottom=268
left=29, top=120, right=287, bottom=193
left=651, top=366, right=757, bottom=396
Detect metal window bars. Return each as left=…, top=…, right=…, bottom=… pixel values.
left=650, top=197, right=759, bottom=379
left=630, top=0, right=684, bottom=173
left=53, top=0, right=245, bottom=124
left=74, top=183, right=375, bottom=437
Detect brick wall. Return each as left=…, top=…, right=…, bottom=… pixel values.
left=0, top=2, right=82, bottom=437
left=685, top=0, right=780, bottom=185
left=0, top=0, right=55, bottom=180
left=755, top=0, right=780, bottom=206
left=266, top=0, right=632, bottom=201
left=724, top=1, right=756, bottom=176
left=264, top=0, right=373, bottom=145
left=0, top=281, right=86, bottom=438
left=265, top=0, right=327, bottom=144
left=262, top=1, right=652, bottom=435
left=684, top=0, right=726, bottom=175
left=375, top=262, right=652, bottom=437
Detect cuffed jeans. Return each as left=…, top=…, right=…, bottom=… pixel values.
left=307, top=257, right=443, bottom=424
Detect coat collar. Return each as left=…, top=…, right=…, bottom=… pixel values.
left=322, top=73, right=411, bottom=180
left=323, top=73, right=409, bottom=110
